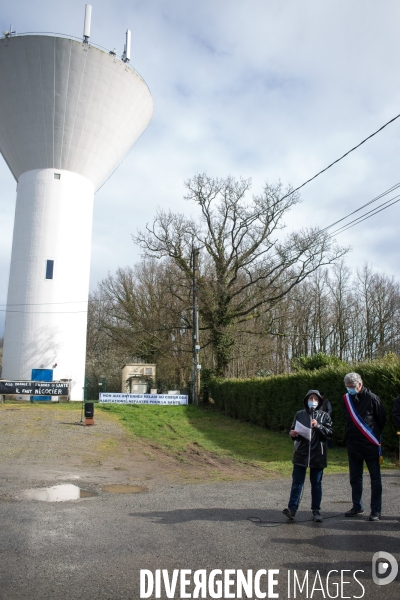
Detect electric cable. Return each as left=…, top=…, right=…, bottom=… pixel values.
left=249, top=180, right=400, bottom=279
left=0, top=309, right=88, bottom=314
left=2, top=181, right=400, bottom=316
left=3, top=179, right=396, bottom=315
left=279, top=112, right=400, bottom=202
left=320, top=182, right=400, bottom=234
left=3, top=126, right=400, bottom=313
left=0, top=300, right=88, bottom=307
left=328, top=194, right=400, bottom=237
left=6, top=181, right=398, bottom=317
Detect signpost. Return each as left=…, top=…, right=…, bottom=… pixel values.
left=0, top=381, right=70, bottom=397
left=192, top=247, right=200, bottom=406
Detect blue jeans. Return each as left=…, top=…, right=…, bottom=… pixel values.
left=288, top=464, right=324, bottom=513
left=348, top=452, right=382, bottom=513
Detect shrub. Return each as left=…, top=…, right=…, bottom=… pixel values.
left=292, top=352, right=347, bottom=371
left=208, top=357, right=400, bottom=451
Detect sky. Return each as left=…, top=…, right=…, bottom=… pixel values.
left=1, top=0, right=400, bottom=335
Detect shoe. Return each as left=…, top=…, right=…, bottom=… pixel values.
left=282, top=508, right=296, bottom=520
left=312, top=510, right=323, bottom=522
left=345, top=507, right=364, bottom=517
left=369, top=511, right=381, bottom=521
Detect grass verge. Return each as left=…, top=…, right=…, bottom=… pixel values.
left=98, top=404, right=397, bottom=477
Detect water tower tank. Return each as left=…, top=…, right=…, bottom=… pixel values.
left=0, top=20, right=153, bottom=399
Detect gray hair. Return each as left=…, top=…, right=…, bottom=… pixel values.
left=344, top=372, right=363, bottom=386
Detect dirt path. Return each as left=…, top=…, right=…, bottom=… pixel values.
left=0, top=404, right=268, bottom=498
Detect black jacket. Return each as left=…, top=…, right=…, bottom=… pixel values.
left=321, top=397, right=333, bottom=416
left=290, top=406, right=333, bottom=469
left=393, top=395, right=400, bottom=430
left=342, top=386, right=386, bottom=460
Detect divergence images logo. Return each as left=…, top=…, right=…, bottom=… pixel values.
left=372, top=552, right=398, bottom=586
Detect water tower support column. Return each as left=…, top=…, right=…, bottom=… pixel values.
left=2, top=167, right=95, bottom=400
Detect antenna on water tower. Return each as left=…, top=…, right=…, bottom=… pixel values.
left=2, top=25, right=16, bottom=38
left=83, top=4, right=92, bottom=44
left=122, top=29, right=131, bottom=62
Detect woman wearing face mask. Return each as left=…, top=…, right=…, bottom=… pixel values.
left=282, top=390, right=333, bottom=522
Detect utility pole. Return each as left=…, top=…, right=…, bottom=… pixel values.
left=192, top=247, right=200, bottom=406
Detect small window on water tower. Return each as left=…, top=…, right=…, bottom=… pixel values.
left=46, top=260, right=54, bottom=280
left=54, top=173, right=61, bottom=180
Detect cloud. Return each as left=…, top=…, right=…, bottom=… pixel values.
left=1, top=0, right=400, bottom=335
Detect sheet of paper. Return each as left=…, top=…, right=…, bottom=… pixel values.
left=294, top=420, right=311, bottom=441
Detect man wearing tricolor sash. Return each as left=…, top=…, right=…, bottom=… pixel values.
left=342, top=372, right=386, bottom=521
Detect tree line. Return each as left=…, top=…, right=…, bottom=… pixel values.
left=86, top=259, right=400, bottom=391
left=85, top=174, right=399, bottom=392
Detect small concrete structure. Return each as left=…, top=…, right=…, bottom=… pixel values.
left=121, top=364, right=156, bottom=394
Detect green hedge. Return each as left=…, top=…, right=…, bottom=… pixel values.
left=208, top=357, right=400, bottom=452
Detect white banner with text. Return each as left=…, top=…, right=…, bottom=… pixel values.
left=99, top=393, right=188, bottom=405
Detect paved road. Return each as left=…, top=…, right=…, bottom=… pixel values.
left=0, top=471, right=399, bottom=599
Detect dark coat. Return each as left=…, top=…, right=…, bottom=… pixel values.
left=393, top=395, right=400, bottom=430
left=342, top=386, right=386, bottom=461
left=321, top=397, right=332, bottom=416
left=290, top=391, right=333, bottom=469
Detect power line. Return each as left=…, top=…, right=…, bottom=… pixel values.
left=280, top=112, right=400, bottom=202
left=0, top=300, right=88, bottom=308
left=0, top=309, right=88, bottom=314
left=312, top=179, right=400, bottom=238
left=3, top=186, right=397, bottom=316
left=328, top=194, right=400, bottom=236
left=3, top=155, right=400, bottom=317
left=320, top=182, right=400, bottom=234
left=239, top=182, right=400, bottom=279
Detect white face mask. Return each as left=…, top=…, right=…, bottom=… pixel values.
left=308, top=400, right=318, bottom=409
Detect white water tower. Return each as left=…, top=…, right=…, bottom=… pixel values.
left=0, top=7, right=153, bottom=399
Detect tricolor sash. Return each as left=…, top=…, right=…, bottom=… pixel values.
left=343, top=393, right=382, bottom=457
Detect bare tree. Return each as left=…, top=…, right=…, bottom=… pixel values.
left=86, top=257, right=400, bottom=384
left=371, top=273, right=400, bottom=355
left=326, top=261, right=353, bottom=360
left=86, top=260, right=193, bottom=391
left=134, top=174, right=347, bottom=375
left=356, top=265, right=400, bottom=359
